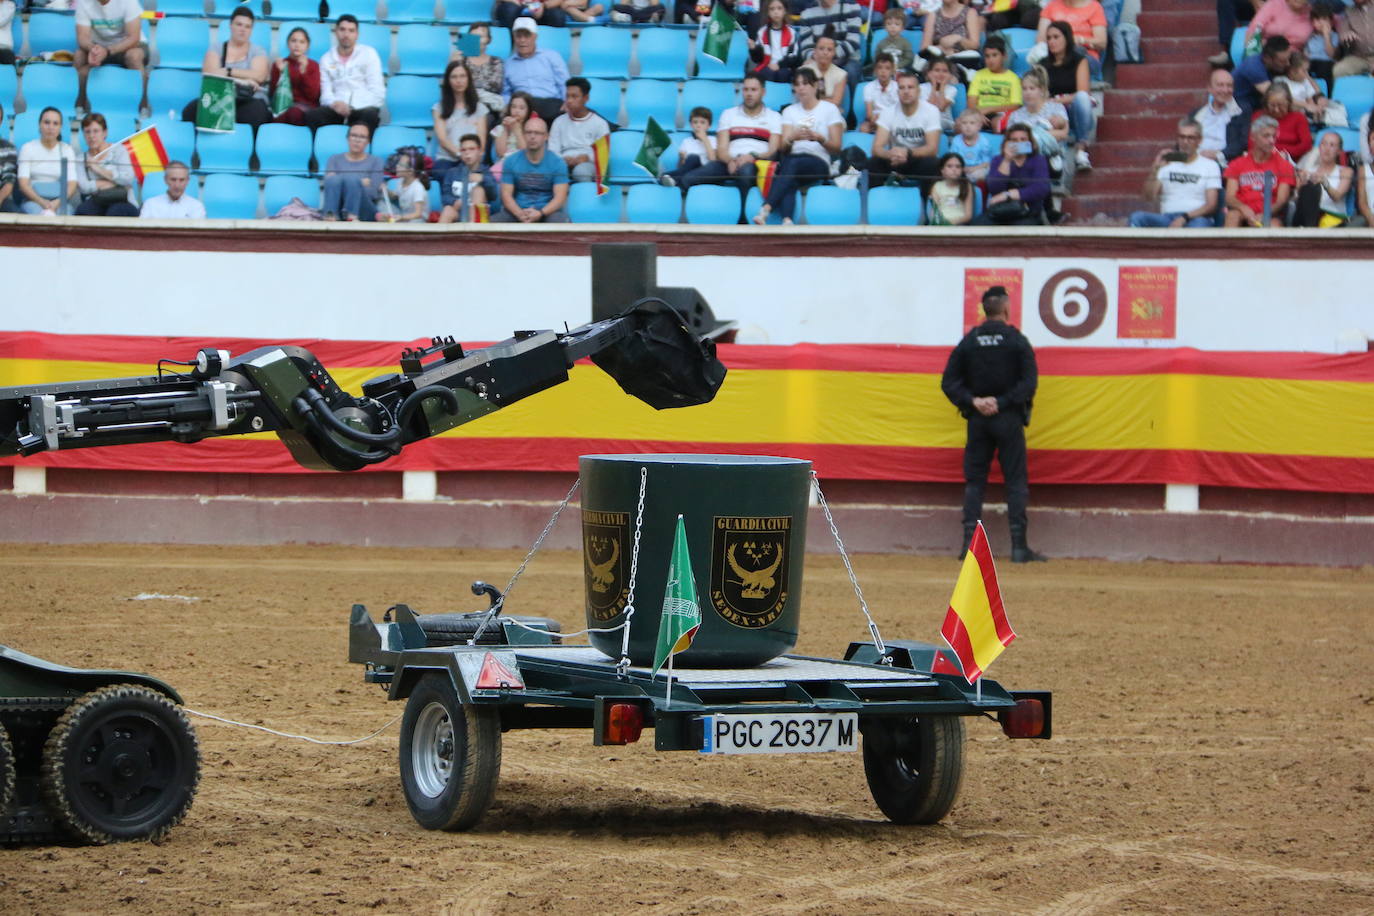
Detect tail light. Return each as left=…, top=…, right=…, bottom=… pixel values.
left=602, top=703, right=644, bottom=745
left=999, top=698, right=1046, bottom=738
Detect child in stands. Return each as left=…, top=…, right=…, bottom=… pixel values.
left=873, top=7, right=915, bottom=73
left=949, top=107, right=997, bottom=182
left=660, top=107, right=718, bottom=186
left=382, top=149, right=430, bottom=222
left=1276, top=50, right=1327, bottom=126
left=921, top=57, right=959, bottom=134
left=929, top=152, right=974, bottom=224
left=968, top=35, right=1021, bottom=131
left=859, top=56, right=900, bottom=133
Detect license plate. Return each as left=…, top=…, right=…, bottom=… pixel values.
left=701, top=712, right=858, bottom=755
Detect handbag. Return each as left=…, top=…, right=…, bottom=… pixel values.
left=985, top=198, right=1030, bottom=222
left=89, top=186, right=130, bottom=206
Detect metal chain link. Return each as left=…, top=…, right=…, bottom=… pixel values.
left=811, top=470, right=891, bottom=665
left=616, top=466, right=649, bottom=676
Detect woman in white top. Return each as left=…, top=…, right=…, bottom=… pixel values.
left=1294, top=130, right=1352, bottom=226
left=432, top=60, right=489, bottom=176
left=74, top=112, right=139, bottom=217
left=17, top=107, right=78, bottom=215
left=754, top=69, right=843, bottom=225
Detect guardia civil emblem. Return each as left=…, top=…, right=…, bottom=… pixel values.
left=710, top=516, right=791, bottom=629
left=583, top=509, right=630, bottom=621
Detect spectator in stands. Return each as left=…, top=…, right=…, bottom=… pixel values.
left=305, top=15, right=386, bottom=135
left=1233, top=36, right=1290, bottom=117
left=749, top=0, right=801, bottom=82
left=433, top=60, right=490, bottom=175
left=1194, top=68, right=1246, bottom=166
left=1042, top=19, right=1096, bottom=172
left=1256, top=82, right=1312, bottom=159
left=799, top=33, right=849, bottom=110
left=867, top=72, right=943, bottom=190
left=503, top=17, right=570, bottom=124
left=74, top=113, right=138, bottom=217
left=270, top=27, right=321, bottom=127
left=929, top=152, right=975, bottom=225
left=140, top=160, right=205, bottom=219
left=611, top=0, right=663, bottom=23
left=974, top=0, right=1043, bottom=33
left=753, top=69, right=842, bottom=225
left=872, top=7, right=915, bottom=73
left=921, top=58, right=959, bottom=134
left=460, top=24, right=506, bottom=113
left=564, top=0, right=606, bottom=22
left=1008, top=69, right=1070, bottom=171
left=1276, top=49, right=1326, bottom=124
left=973, top=124, right=1051, bottom=224
left=949, top=107, right=998, bottom=182
left=1304, top=5, right=1336, bottom=92
left=493, top=116, right=571, bottom=222
left=1222, top=114, right=1295, bottom=226
left=920, top=0, right=984, bottom=75
left=1292, top=130, right=1352, bottom=226
left=659, top=106, right=717, bottom=186
left=322, top=122, right=385, bottom=221
left=16, top=107, right=79, bottom=216
left=858, top=56, right=899, bottom=134
left=1213, top=0, right=1263, bottom=67
left=1334, top=0, right=1374, bottom=77
left=380, top=150, right=430, bottom=222
left=677, top=73, right=781, bottom=193
left=181, top=7, right=271, bottom=128
left=0, top=102, right=16, bottom=213
left=1244, top=0, right=1313, bottom=54
left=969, top=36, right=1022, bottom=130
left=1036, top=0, right=1107, bottom=79
left=75, top=0, right=148, bottom=113
left=549, top=77, right=611, bottom=183
left=1356, top=124, right=1374, bottom=225
left=1128, top=117, right=1222, bottom=228
left=0, top=0, right=15, bottom=67
left=797, top=0, right=865, bottom=92
left=495, top=0, right=567, bottom=28
left=439, top=134, right=499, bottom=223
left=493, top=92, right=536, bottom=167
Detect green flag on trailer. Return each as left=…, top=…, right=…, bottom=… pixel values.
left=634, top=116, right=673, bottom=177
left=701, top=1, right=738, bottom=64
left=196, top=74, right=237, bottom=133
left=652, top=516, right=702, bottom=675
left=270, top=69, right=294, bottom=119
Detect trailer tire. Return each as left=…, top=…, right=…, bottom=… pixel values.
left=862, top=715, right=964, bottom=825
left=40, top=685, right=200, bottom=844
left=0, top=725, right=15, bottom=816
left=399, top=672, right=502, bottom=831
left=416, top=613, right=562, bottom=647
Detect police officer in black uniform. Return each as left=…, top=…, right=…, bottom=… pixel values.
left=941, top=285, right=1047, bottom=563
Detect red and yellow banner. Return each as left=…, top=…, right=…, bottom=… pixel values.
left=592, top=134, right=611, bottom=197
left=3, top=332, right=1374, bottom=493
left=1117, top=266, right=1177, bottom=339
left=122, top=126, right=170, bottom=183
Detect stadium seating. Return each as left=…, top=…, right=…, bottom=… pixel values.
left=1, top=19, right=16, bottom=63
left=625, top=183, right=680, bottom=223
left=1333, top=76, right=1374, bottom=127
left=486, top=29, right=511, bottom=58
left=147, top=68, right=202, bottom=120
left=139, top=170, right=192, bottom=202
left=87, top=68, right=145, bottom=120
left=763, top=79, right=792, bottom=112
left=385, top=75, right=437, bottom=127
left=744, top=186, right=781, bottom=224
left=154, top=19, right=213, bottom=70
left=842, top=130, right=872, bottom=156
left=693, top=32, right=746, bottom=80
left=201, top=172, right=261, bottom=217
left=0, top=66, right=17, bottom=112
left=11, top=110, right=46, bottom=147
left=1228, top=27, right=1246, bottom=68
left=98, top=111, right=139, bottom=144
left=155, top=0, right=211, bottom=17
left=684, top=184, right=740, bottom=224
left=680, top=80, right=734, bottom=121
left=395, top=24, right=452, bottom=75
left=624, top=78, right=678, bottom=130
left=195, top=127, right=255, bottom=173
left=21, top=65, right=79, bottom=115
left=373, top=124, right=428, bottom=156
left=865, top=185, right=922, bottom=226
left=607, top=129, right=651, bottom=183
left=567, top=181, right=622, bottom=221
left=1004, top=27, right=1036, bottom=74
left=634, top=28, right=691, bottom=79
left=254, top=123, right=314, bottom=174
left=439, top=0, right=490, bottom=23
left=576, top=28, right=632, bottom=80
left=25, top=13, right=77, bottom=58
left=265, top=0, right=334, bottom=19
left=537, top=25, right=572, bottom=61
left=801, top=185, right=860, bottom=225
left=313, top=122, right=349, bottom=162
left=262, top=174, right=322, bottom=213
left=145, top=118, right=197, bottom=165
left=385, top=0, right=440, bottom=23
left=585, top=78, right=623, bottom=123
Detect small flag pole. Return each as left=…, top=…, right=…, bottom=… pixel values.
left=665, top=652, right=674, bottom=710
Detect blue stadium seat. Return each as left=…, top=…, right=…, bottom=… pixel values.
left=566, top=181, right=622, bottom=221
left=744, top=185, right=780, bottom=223
left=576, top=27, right=632, bottom=79
left=693, top=31, right=746, bottom=80
left=625, top=183, right=680, bottom=223
left=1326, top=126, right=1361, bottom=156
left=0, top=66, right=17, bottom=112
left=281, top=21, right=334, bottom=57
left=86, top=67, right=145, bottom=119
left=1229, top=26, right=1246, bottom=65
left=585, top=77, right=622, bottom=124
left=680, top=79, right=734, bottom=121
left=685, top=184, right=741, bottom=224
left=636, top=28, right=691, bottom=79
left=395, top=24, right=453, bottom=75
left=608, top=128, right=652, bottom=183
left=372, top=124, right=428, bottom=156
left=537, top=25, right=571, bottom=60
left=98, top=111, right=139, bottom=144
left=333, top=0, right=382, bottom=21
left=25, top=13, right=78, bottom=57
left=11, top=111, right=47, bottom=148
left=2, top=18, right=16, bottom=64
left=1004, top=27, right=1036, bottom=62
left=313, top=122, right=349, bottom=161
left=265, top=0, right=330, bottom=19
left=385, top=74, right=436, bottom=127
left=154, top=19, right=212, bottom=70
left=1333, top=75, right=1374, bottom=126
left=201, top=172, right=261, bottom=218
left=140, top=170, right=168, bottom=201
left=842, top=129, right=872, bottom=156
left=866, top=185, right=922, bottom=226
left=624, top=78, right=678, bottom=130
left=254, top=123, right=314, bottom=174
left=155, top=0, right=210, bottom=16
left=147, top=68, right=202, bottom=119
left=262, top=174, right=322, bottom=213
left=486, top=29, right=511, bottom=58
left=144, top=118, right=197, bottom=165
left=195, top=127, right=255, bottom=173
left=20, top=65, right=78, bottom=114
left=440, top=0, right=490, bottom=23
left=763, top=79, right=792, bottom=112
left=386, top=0, right=439, bottom=22
left=802, top=185, right=859, bottom=225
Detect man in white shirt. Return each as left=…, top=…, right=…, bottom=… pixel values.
left=1128, top=117, right=1221, bottom=228
left=140, top=161, right=206, bottom=219
left=1193, top=68, right=1244, bottom=167
left=305, top=15, right=386, bottom=135
left=548, top=78, right=611, bottom=183
left=867, top=72, right=942, bottom=191
left=74, top=0, right=148, bottom=111
left=678, top=75, right=782, bottom=194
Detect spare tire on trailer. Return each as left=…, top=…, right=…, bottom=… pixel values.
left=415, top=612, right=562, bottom=647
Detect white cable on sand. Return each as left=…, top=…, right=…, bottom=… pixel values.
left=184, top=708, right=401, bottom=746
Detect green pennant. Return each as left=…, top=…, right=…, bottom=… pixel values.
left=652, top=515, right=702, bottom=675
left=270, top=67, right=294, bottom=119
left=196, top=75, right=237, bottom=133
left=634, top=116, right=673, bottom=177
left=700, top=2, right=738, bottom=65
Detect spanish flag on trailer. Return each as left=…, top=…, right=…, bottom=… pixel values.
left=940, top=521, right=1016, bottom=684
left=592, top=134, right=611, bottom=197
left=121, top=126, right=170, bottom=183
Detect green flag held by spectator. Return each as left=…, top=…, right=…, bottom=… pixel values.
left=701, top=2, right=738, bottom=65
left=196, top=75, right=237, bottom=133
left=634, top=116, right=673, bottom=177
left=270, top=70, right=294, bottom=119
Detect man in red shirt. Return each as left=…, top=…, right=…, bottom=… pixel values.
left=1223, top=115, right=1295, bottom=226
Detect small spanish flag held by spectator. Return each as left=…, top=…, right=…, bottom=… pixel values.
left=140, top=10, right=165, bottom=18
left=472, top=202, right=490, bottom=223
left=592, top=134, right=611, bottom=197
left=940, top=521, right=1016, bottom=684
left=121, top=126, right=170, bottom=183
left=756, top=160, right=777, bottom=197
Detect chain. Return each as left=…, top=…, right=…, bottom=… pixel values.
left=811, top=470, right=891, bottom=665
left=616, top=466, right=648, bottom=676
left=468, top=476, right=581, bottom=646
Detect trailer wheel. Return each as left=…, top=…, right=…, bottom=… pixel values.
left=40, top=685, right=200, bottom=844
left=0, top=725, right=15, bottom=816
left=399, top=672, right=501, bottom=831
left=416, top=613, right=562, bottom=647
left=862, top=715, right=964, bottom=825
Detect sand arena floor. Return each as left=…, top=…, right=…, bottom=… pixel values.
left=0, top=543, right=1371, bottom=914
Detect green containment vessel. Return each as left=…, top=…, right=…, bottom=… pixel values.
left=580, top=454, right=811, bottom=667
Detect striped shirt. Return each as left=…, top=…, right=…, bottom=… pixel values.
left=797, top=0, right=863, bottom=64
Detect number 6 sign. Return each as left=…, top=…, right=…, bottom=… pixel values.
left=1038, top=269, right=1108, bottom=339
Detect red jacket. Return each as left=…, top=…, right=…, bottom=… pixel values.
left=749, top=24, right=797, bottom=74
left=1252, top=109, right=1311, bottom=161
left=271, top=58, right=322, bottom=110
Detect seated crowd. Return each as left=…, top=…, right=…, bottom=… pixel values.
left=0, top=0, right=1123, bottom=223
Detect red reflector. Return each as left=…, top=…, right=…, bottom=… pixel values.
left=1000, top=698, right=1045, bottom=738
left=474, top=653, right=524, bottom=690
left=604, top=703, right=644, bottom=745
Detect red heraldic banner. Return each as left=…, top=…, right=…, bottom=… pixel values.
left=1117, top=266, right=1178, bottom=339
left=963, top=268, right=1023, bottom=332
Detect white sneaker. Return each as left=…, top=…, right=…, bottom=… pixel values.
left=1075, top=149, right=1092, bottom=172
left=658, top=173, right=677, bottom=187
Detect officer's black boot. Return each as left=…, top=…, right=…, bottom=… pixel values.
left=958, top=523, right=977, bottom=559
left=1010, top=525, right=1047, bottom=563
